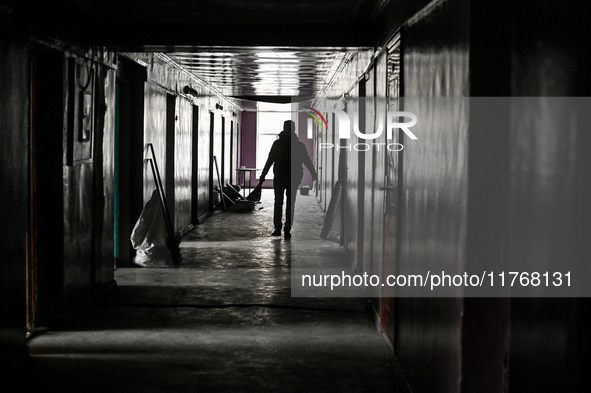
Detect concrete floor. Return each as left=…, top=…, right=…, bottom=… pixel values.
left=24, top=190, right=400, bottom=392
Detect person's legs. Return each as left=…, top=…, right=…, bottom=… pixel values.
left=284, top=180, right=299, bottom=236
left=273, top=179, right=287, bottom=235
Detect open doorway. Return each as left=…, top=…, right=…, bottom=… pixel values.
left=165, top=94, right=176, bottom=230
left=208, top=111, right=215, bottom=211
left=27, top=44, right=65, bottom=330
left=114, top=57, right=146, bottom=267
left=191, top=105, right=200, bottom=224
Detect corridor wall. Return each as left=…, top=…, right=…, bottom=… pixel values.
left=0, top=39, right=243, bottom=375
left=128, top=53, right=241, bottom=234
left=59, top=49, right=118, bottom=320
left=505, top=0, right=591, bottom=390
left=0, top=36, right=29, bottom=375
left=313, top=0, right=591, bottom=391
left=396, top=0, right=469, bottom=391
left=0, top=37, right=119, bottom=339
left=313, top=51, right=373, bottom=268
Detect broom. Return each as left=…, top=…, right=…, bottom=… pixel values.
left=246, top=180, right=263, bottom=202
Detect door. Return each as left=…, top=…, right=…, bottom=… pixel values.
left=165, top=94, right=176, bottom=229
left=370, top=52, right=387, bottom=317
left=230, top=120, right=234, bottom=184
left=209, top=112, right=215, bottom=211
left=209, top=112, right=223, bottom=210
left=27, top=53, right=39, bottom=331
left=27, top=46, right=65, bottom=329
left=221, top=116, right=226, bottom=186
left=191, top=105, right=199, bottom=224
left=380, top=34, right=402, bottom=347
left=356, top=80, right=367, bottom=270
left=115, top=57, right=146, bottom=267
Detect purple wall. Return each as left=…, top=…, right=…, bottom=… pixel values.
left=238, top=111, right=267, bottom=188
left=240, top=111, right=257, bottom=169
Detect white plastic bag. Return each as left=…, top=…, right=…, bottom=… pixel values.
left=130, top=189, right=172, bottom=267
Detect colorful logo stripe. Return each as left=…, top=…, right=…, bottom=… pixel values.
left=304, top=106, right=328, bottom=130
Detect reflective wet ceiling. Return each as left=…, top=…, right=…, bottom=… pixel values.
left=164, top=47, right=371, bottom=98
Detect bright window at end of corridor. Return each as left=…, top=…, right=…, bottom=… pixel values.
left=256, top=102, right=292, bottom=179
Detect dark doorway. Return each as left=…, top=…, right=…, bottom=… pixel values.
left=191, top=105, right=199, bottom=224
left=221, top=116, right=226, bottom=187
left=165, top=94, right=176, bottom=229
left=331, top=113, right=336, bottom=198
left=115, top=57, right=146, bottom=267
left=356, top=79, right=366, bottom=271
left=27, top=45, right=64, bottom=329
left=209, top=111, right=215, bottom=212
left=230, top=120, right=234, bottom=184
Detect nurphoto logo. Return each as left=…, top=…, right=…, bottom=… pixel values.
left=301, top=103, right=418, bottom=152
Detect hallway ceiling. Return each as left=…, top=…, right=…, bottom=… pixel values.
left=18, top=0, right=389, bottom=98
left=69, top=0, right=390, bottom=24
left=164, top=47, right=371, bottom=98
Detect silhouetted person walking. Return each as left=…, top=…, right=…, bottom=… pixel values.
left=260, top=120, right=317, bottom=238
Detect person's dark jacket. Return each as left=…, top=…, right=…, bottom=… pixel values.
left=261, top=130, right=317, bottom=184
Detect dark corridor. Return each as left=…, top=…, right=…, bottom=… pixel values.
left=24, top=191, right=400, bottom=392
left=1, top=0, right=591, bottom=392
